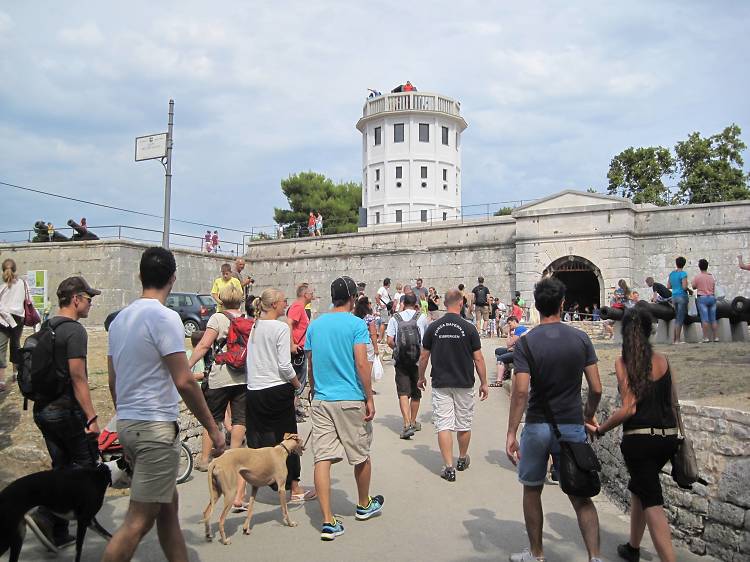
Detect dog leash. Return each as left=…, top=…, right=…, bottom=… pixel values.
left=302, top=430, right=313, bottom=451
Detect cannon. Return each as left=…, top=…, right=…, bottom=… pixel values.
left=32, top=220, right=69, bottom=243
left=67, top=219, right=99, bottom=241
left=600, top=299, right=749, bottom=343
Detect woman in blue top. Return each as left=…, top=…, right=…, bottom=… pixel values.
left=666, top=256, right=690, bottom=344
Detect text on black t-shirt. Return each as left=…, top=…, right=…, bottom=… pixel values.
left=421, top=313, right=481, bottom=388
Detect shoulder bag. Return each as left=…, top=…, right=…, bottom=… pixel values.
left=519, top=337, right=601, bottom=497
left=23, top=280, right=41, bottom=327
left=669, top=370, right=707, bottom=489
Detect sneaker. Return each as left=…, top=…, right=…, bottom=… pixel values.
left=509, top=548, right=546, bottom=561
left=320, top=518, right=345, bottom=541
left=440, top=466, right=456, bottom=482
left=617, top=542, right=640, bottom=561
left=410, top=421, right=422, bottom=432
left=355, top=495, right=384, bottom=520
left=456, top=455, right=470, bottom=471
left=400, top=425, right=415, bottom=439
left=591, top=559, right=604, bottom=562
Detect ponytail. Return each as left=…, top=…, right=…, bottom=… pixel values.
left=2, top=259, right=17, bottom=287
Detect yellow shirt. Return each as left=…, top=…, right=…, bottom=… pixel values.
left=211, top=276, right=242, bottom=311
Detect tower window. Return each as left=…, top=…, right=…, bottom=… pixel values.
left=442, top=168, right=447, bottom=181
left=442, top=126, right=449, bottom=145
left=376, top=212, right=380, bottom=224
left=419, top=123, right=429, bottom=142
left=396, top=210, right=402, bottom=223
left=394, top=123, right=404, bottom=143
left=421, top=166, right=427, bottom=179
left=455, top=131, right=459, bottom=149
left=421, top=210, right=428, bottom=222
left=443, top=184, right=448, bottom=190
left=396, top=166, right=402, bottom=179
left=374, top=126, right=382, bottom=145
left=443, top=212, right=447, bottom=221
left=375, top=169, right=380, bottom=181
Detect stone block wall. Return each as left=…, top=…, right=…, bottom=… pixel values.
left=594, top=392, right=750, bottom=561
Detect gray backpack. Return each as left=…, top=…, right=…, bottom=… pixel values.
left=394, top=312, right=422, bottom=366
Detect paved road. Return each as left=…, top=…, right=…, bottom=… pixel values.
left=22, top=341, right=709, bottom=561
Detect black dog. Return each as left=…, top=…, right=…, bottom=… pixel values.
left=0, top=460, right=129, bottom=562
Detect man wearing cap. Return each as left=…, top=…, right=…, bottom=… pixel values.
left=357, top=281, right=367, bottom=297
left=28, top=276, right=101, bottom=549
left=305, top=276, right=384, bottom=541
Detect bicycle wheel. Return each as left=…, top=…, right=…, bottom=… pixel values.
left=176, top=442, right=194, bottom=484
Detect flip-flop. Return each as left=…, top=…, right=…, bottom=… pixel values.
left=488, top=381, right=503, bottom=388
left=232, top=502, right=249, bottom=512
left=290, top=489, right=317, bottom=503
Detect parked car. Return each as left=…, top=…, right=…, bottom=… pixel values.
left=165, top=292, right=217, bottom=336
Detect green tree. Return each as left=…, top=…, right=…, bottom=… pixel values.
left=674, top=124, right=750, bottom=204
left=274, top=171, right=362, bottom=235
left=607, top=146, right=674, bottom=205
left=493, top=206, right=514, bottom=216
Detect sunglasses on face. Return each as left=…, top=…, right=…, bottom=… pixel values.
left=77, top=293, right=93, bottom=303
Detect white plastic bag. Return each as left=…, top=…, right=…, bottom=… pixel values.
left=372, top=356, right=384, bottom=381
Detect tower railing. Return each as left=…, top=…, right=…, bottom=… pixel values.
left=362, top=92, right=461, bottom=118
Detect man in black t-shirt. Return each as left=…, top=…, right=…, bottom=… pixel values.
left=418, top=289, right=488, bottom=482
left=471, top=277, right=490, bottom=334
left=645, top=276, right=672, bottom=303
left=505, top=277, right=602, bottom=562
left=29, top=276, right=101, bottom=549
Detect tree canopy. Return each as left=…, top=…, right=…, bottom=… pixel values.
left=607, top=124, right=750, bottom=206
left=274, top=172, right=362, bottom=235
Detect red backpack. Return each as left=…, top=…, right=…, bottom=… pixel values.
left=214, top=312, right=254, bottom=371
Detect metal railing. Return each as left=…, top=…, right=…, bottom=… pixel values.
left=0, top=224, right=246, bottom=256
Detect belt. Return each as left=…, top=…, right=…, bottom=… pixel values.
left=623, top=427, right=679, bottom=437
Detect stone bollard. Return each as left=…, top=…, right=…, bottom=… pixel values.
left=732, top=320, right=749, bottom=342
left=683, top=322, right=703, bottom=343
left=717, top=317, right=733, bottom=342
left=612, top=320, right=623, bottom=344
left=655, top=319, right=673, bottom=344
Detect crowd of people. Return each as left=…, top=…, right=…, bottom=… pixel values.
left=2, top=253, right=748, bottom=561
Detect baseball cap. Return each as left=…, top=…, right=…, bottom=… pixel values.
left=331, top=276, right=358, bottom=301
left=357, top=282, right=366, bottom=289
left=57, top=276, right=101, bottom=300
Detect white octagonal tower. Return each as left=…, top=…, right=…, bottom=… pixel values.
left=356, top=90, right=468, bottom=227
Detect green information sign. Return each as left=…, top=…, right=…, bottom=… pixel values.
left=26, top=270, right=48, bottom=317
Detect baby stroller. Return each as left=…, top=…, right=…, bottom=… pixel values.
left=98, top=415, right=194, bottom=484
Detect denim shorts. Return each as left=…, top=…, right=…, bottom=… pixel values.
left=672, top=294, right=688, bottom=325
left=518, top=422, right=586, bottom=486
left=696, top=295, right=717, bottom=323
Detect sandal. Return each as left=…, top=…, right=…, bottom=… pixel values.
left=232, top=502, right=249, bottom=512
left=488, top=381, right=503, bottom=388
left=290, top=489, right=317, bottom=503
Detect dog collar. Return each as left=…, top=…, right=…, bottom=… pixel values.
left=279, top=442, right=292, bottom=456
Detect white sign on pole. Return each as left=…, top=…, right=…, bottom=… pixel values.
left=135, top=132, right=168, bottom=161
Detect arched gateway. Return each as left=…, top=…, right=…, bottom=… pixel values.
left=542, top=256, right=604, bottom=311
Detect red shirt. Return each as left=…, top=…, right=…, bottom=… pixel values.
left=511, top=304, right=523, bottom=321
left=403, top=83, right=415, bottom=91
left=287, top=300, right=310, bottom=347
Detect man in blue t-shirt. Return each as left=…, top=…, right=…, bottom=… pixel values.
left=305, top=276, right=384, bottom=541
left=491, top=317, right=528, bottom=387
left=666, top=256, right=690, bottom=344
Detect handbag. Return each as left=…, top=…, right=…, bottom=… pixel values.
left=22, top=280, right=41, bottom=327
left=669, top=371, right=707, bottom=489
left=372, top=355, right=384, bottom=381
left=519, top=337, right=601, bottom=498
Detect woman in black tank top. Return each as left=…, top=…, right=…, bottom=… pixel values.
left=586, top=306, right=679, bottom=562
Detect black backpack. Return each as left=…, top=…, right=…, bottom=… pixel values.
left=394, top=311, right=422, bottom=367
left=17, top=317, right=76, bottom=410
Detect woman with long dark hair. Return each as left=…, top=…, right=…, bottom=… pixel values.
left=587, top=305, right=679, bottom=562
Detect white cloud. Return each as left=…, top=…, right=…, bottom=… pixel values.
left=58, top=21, right=104, bottom=46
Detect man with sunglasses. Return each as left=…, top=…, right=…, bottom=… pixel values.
left=28, top=276, right=101, bottom=550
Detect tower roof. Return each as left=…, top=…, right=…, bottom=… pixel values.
left=356, top=91, right=468, bottom=132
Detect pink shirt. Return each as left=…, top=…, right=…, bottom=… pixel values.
left=692, top=272, right=715, bottom=296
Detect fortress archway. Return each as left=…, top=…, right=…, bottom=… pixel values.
left=542, top=256, right=603, bottom=313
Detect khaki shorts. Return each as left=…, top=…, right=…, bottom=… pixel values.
left=475, top=305, right=490, bottom=321
left=118, top=420, right=180, bottom=503
left=431, top=387, right=476, bottom=432
left=311, top=400, right=372, bottom=465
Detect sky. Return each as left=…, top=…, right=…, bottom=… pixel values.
left=1, top=1, right=749, bottom=248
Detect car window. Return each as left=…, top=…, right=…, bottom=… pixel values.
left=166, top=295, right=178, bottom=309
left=198, top=295, right=216, bottom=306
left=181, top=295, right=193, bottom=307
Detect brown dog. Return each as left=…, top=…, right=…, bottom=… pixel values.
left=202, top=433, right=303, bottom=544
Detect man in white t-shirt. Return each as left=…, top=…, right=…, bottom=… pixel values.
left=375, top=278, right=392, bottom=343
left=104, top=247, right=225, bottom=562
left=386, top=293, right=429, bottom=439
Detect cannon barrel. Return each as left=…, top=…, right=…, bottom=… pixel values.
left=602, top=300, right=747, bottom=323
left=730, top=297, right=750, bottom=322
left=67, top=219, right=99, bottom=241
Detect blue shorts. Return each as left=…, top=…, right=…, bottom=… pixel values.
left=672, top=294, right=688, bottom=325
left=696, top=295, right=717, bottom=323
left=518, top=423, right=586, bottom=486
